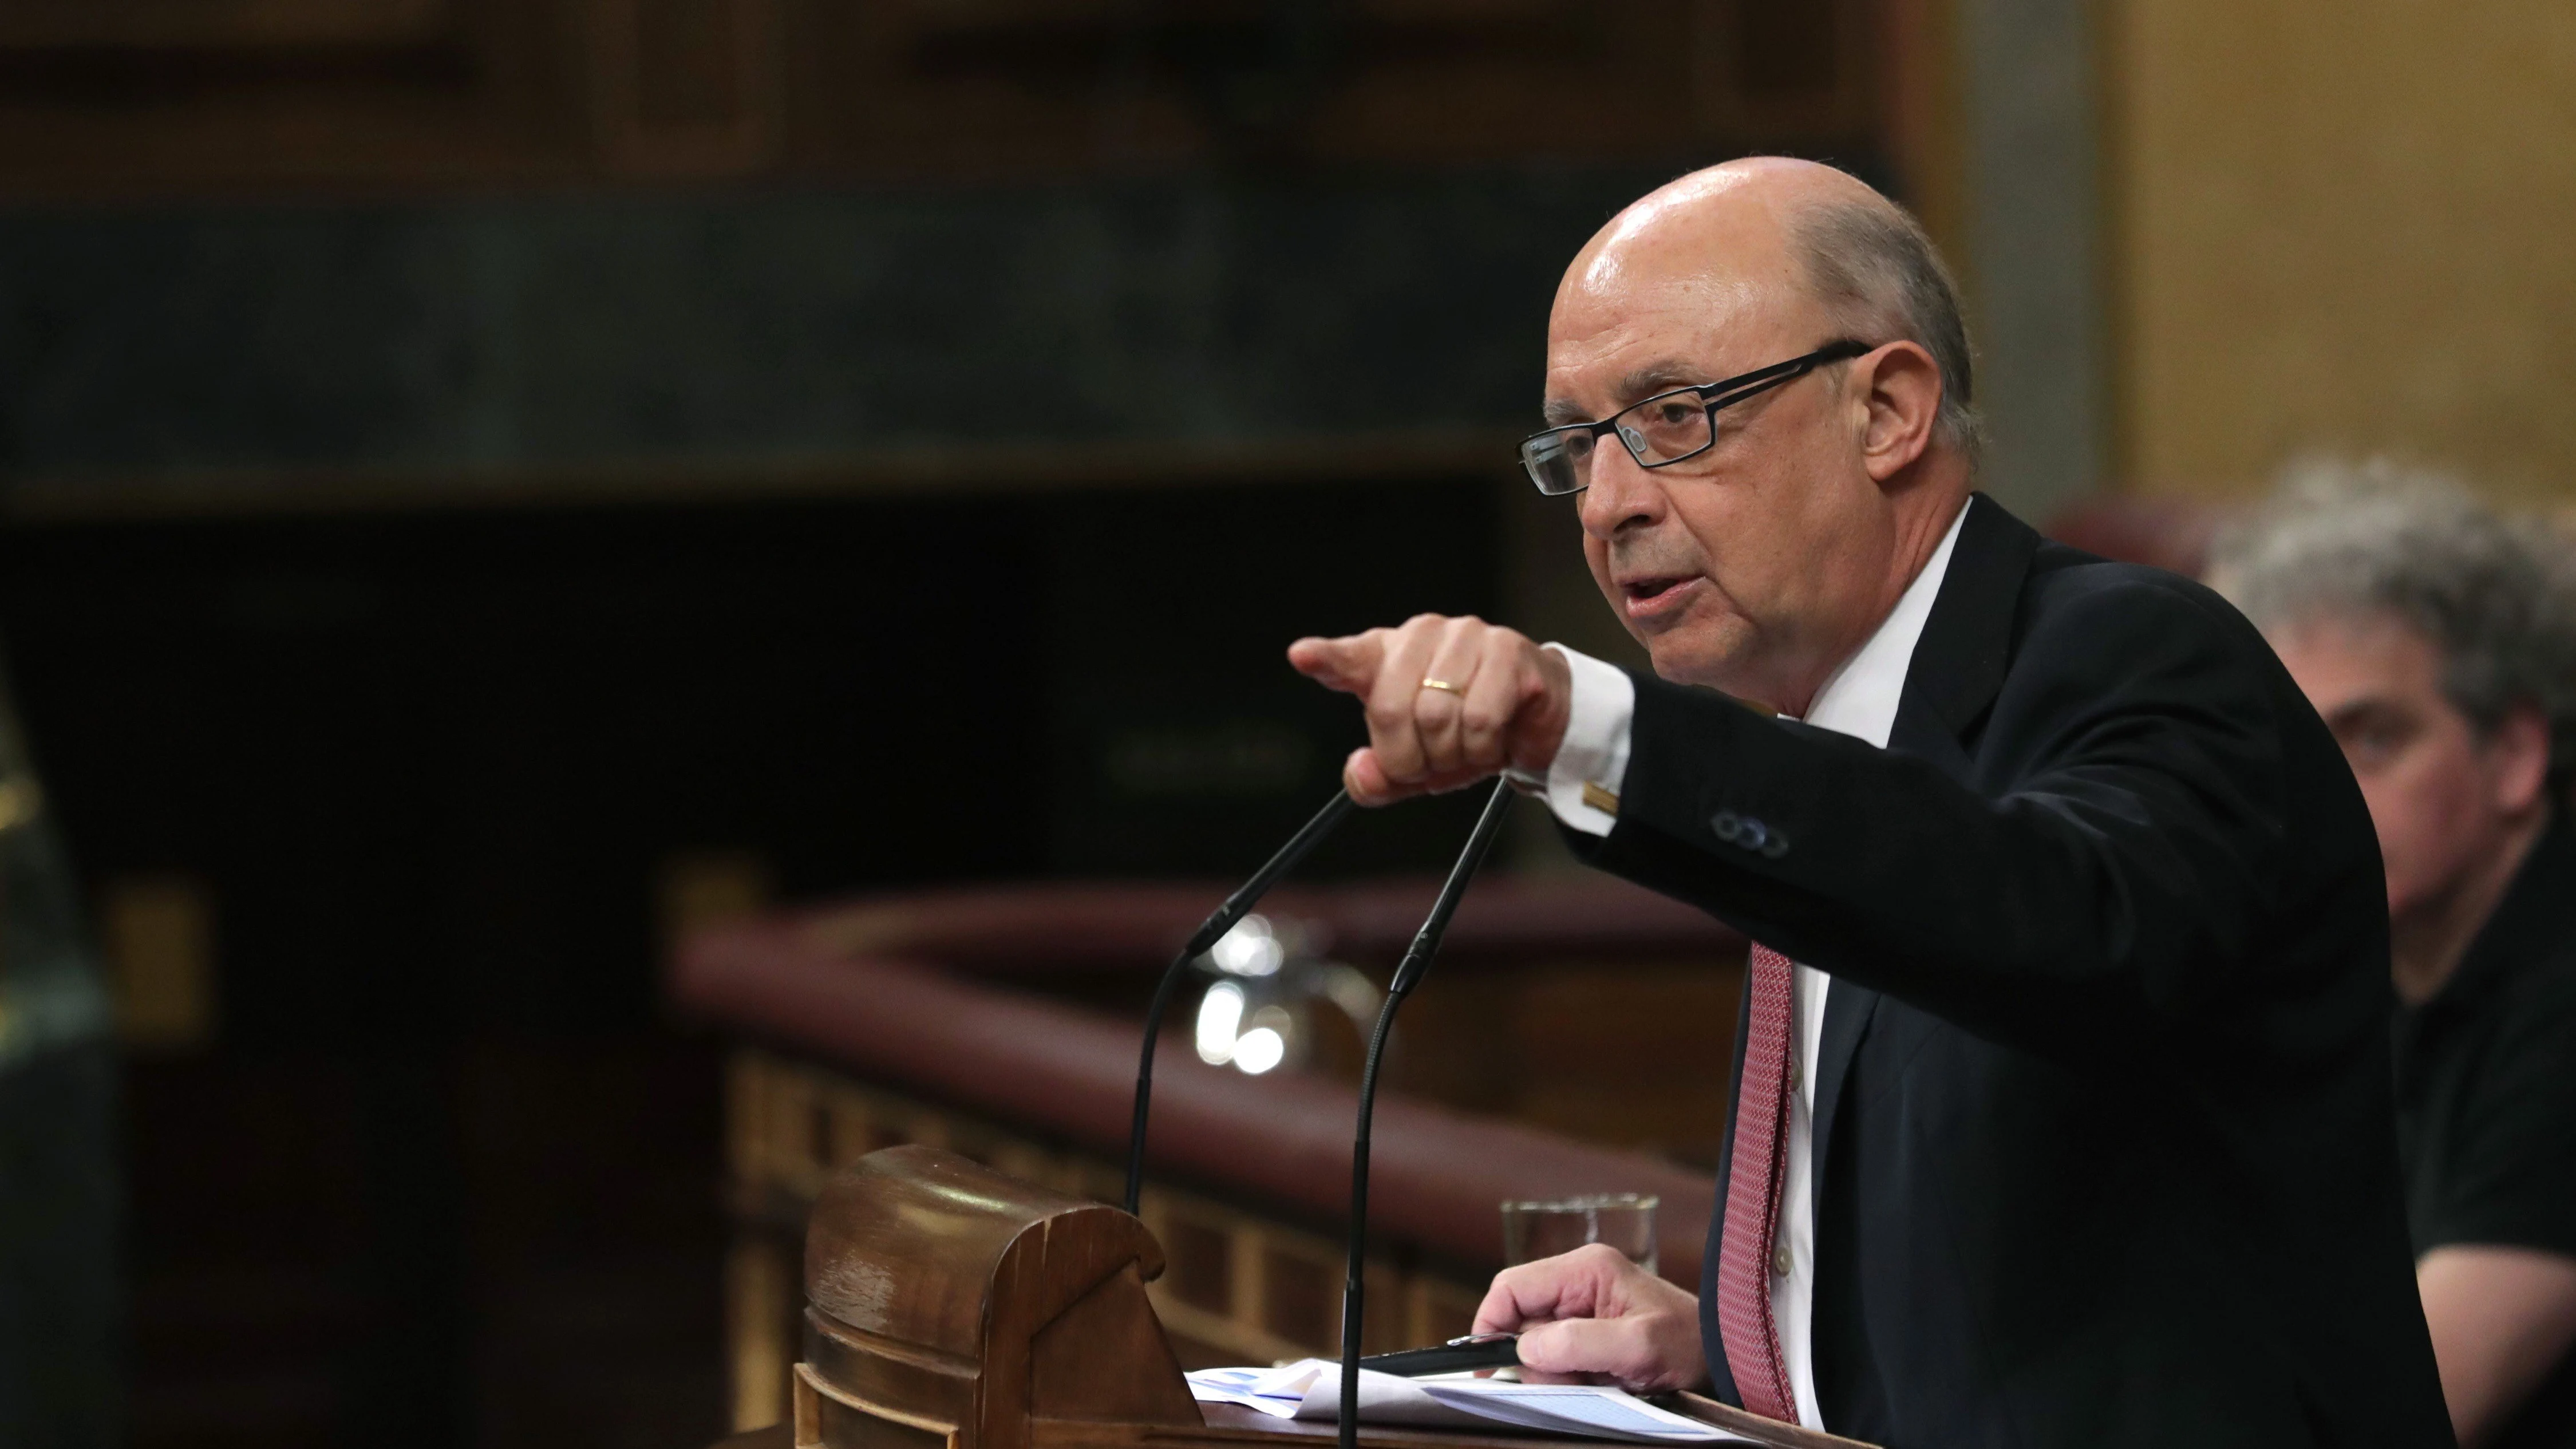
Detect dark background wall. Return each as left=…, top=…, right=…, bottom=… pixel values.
left=0, top=1, right=1906, bottom=1444
left=2, top=475, right=1502, bottom=1447
left=0, top=171, right=1683, bottom=491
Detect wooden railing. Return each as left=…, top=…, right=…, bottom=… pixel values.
left=674, top=874, right=1745, bottom=1434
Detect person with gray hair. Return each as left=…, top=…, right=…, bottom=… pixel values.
left=1283, top=157, right=2452, bottom=1446
left=2211, top=462, right=2576, bottom=1449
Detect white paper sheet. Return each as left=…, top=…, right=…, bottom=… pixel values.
left=1184, top=1361, right=1757, bottom=1444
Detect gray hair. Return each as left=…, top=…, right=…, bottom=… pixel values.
left=2208, top=457, right=2576, bottom=781
left=1790, top=199, right=1984, bottom=469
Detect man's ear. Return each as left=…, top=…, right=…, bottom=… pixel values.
left=1854, top=341, right=1942, bottom=484
left=2488, top=704, right=2554, bottom=817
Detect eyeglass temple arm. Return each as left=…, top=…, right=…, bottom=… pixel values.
left=1523, top=338, right=1879, bottom=453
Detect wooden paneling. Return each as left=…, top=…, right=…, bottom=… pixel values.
left=587, top=0, right=782, bottom=177
left=797, top=0, right=1882, bottom=173
left=1692, top=0, right=1882, bottom=147
left=0, top=0, right=1887, bottom=198
left=0, top=0, right=452, bottom=49
left=2108, top=0, right=2576, bottom=502
left=0, top=0, right=583, bottom=195
left=1390, top=957, right=1743, bottom=1170
left=99, top=874, right=220, bottom=1052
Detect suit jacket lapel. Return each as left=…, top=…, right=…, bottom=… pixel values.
left=1885, top=493, right=2038, bottom=760
left=1813, top=494, right=2041, bottom=1194
left=1812, top=978, right=1876, bottom=1196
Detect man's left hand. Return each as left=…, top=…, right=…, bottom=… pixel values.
left=1287, top=615, right=1571, bottom=806
left=1472, top=1243, right=1707, bottom=1393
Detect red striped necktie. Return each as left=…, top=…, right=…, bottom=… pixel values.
left=1714, top=942, right=1799, bottom=1422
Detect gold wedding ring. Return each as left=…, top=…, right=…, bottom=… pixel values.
left=1419, top=678, right=1463, bottom=694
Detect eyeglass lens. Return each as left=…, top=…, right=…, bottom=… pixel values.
left=1520, top=390, right=1717, bottom=495
left=1520, top=431, right=1593, bottom=495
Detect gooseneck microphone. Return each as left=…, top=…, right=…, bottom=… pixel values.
left=1338, top=779, right=1517, bottom=1449
left=1124, top=788, right=1357, bottom=1215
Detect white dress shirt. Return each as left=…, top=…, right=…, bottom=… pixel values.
left=1538, top=503, right=1967, bottom=1431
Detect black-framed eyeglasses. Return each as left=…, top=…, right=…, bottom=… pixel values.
left=1518, top=339, right=1875, bottom=496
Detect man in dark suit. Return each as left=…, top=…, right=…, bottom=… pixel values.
left=1287, top=159, right=2453, bottom=1447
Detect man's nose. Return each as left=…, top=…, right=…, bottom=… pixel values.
left=1577, top=441, right=1666, bottom=540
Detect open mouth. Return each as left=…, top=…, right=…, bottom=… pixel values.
left=1616, top=573, right=1701, bottom=623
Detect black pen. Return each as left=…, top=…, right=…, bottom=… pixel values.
left=1355, top=1332, right=1522, bottom=1378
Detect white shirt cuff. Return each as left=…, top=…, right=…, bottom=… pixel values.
left=1533, top=644, right=1633, bottom=837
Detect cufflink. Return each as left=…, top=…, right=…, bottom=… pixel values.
left=1580, top=781, right=1621, bottom=816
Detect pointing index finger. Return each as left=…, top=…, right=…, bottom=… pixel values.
left=1286, top=633, right=1383, bottom=694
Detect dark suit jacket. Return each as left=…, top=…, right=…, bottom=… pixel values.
left=1571, top=495, right=2453, bottom=1448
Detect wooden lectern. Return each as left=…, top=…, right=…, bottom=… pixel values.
left=766, top=1145, right=1864, bottom=1449
left=792, top=1144, right=1199, bottom=1449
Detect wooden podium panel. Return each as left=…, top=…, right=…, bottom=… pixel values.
left=781, top=1145, right=1863, bottom=1449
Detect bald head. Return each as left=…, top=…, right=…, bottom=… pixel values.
left=1565, top=157, right=1891, bottom=301
left=1539, top=157, right=1978, bottom=714
left=1556, top=159, right=1977, bottom=461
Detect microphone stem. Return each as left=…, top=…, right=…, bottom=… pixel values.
left=1340, top=779, right=1516, bottom=1449
left=1125, top=789, right=1355, bottom=1216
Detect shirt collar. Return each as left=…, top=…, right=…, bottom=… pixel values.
left=1800, top=502, right=1971, bottom=748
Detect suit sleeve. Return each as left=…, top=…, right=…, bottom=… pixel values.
left=1574, top=575, right=2312, bottom=1057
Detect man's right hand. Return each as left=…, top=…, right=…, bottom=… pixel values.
left=1286, top=614, right=1571, bottom=806
left=1471, top=1243, right=1708, bottom=1394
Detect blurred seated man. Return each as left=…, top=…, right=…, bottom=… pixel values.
left=2212, top=467, right=2576, bottom=1449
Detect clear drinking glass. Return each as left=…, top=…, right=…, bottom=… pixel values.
left=1500, top=1193, right=1660, bottom=1275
